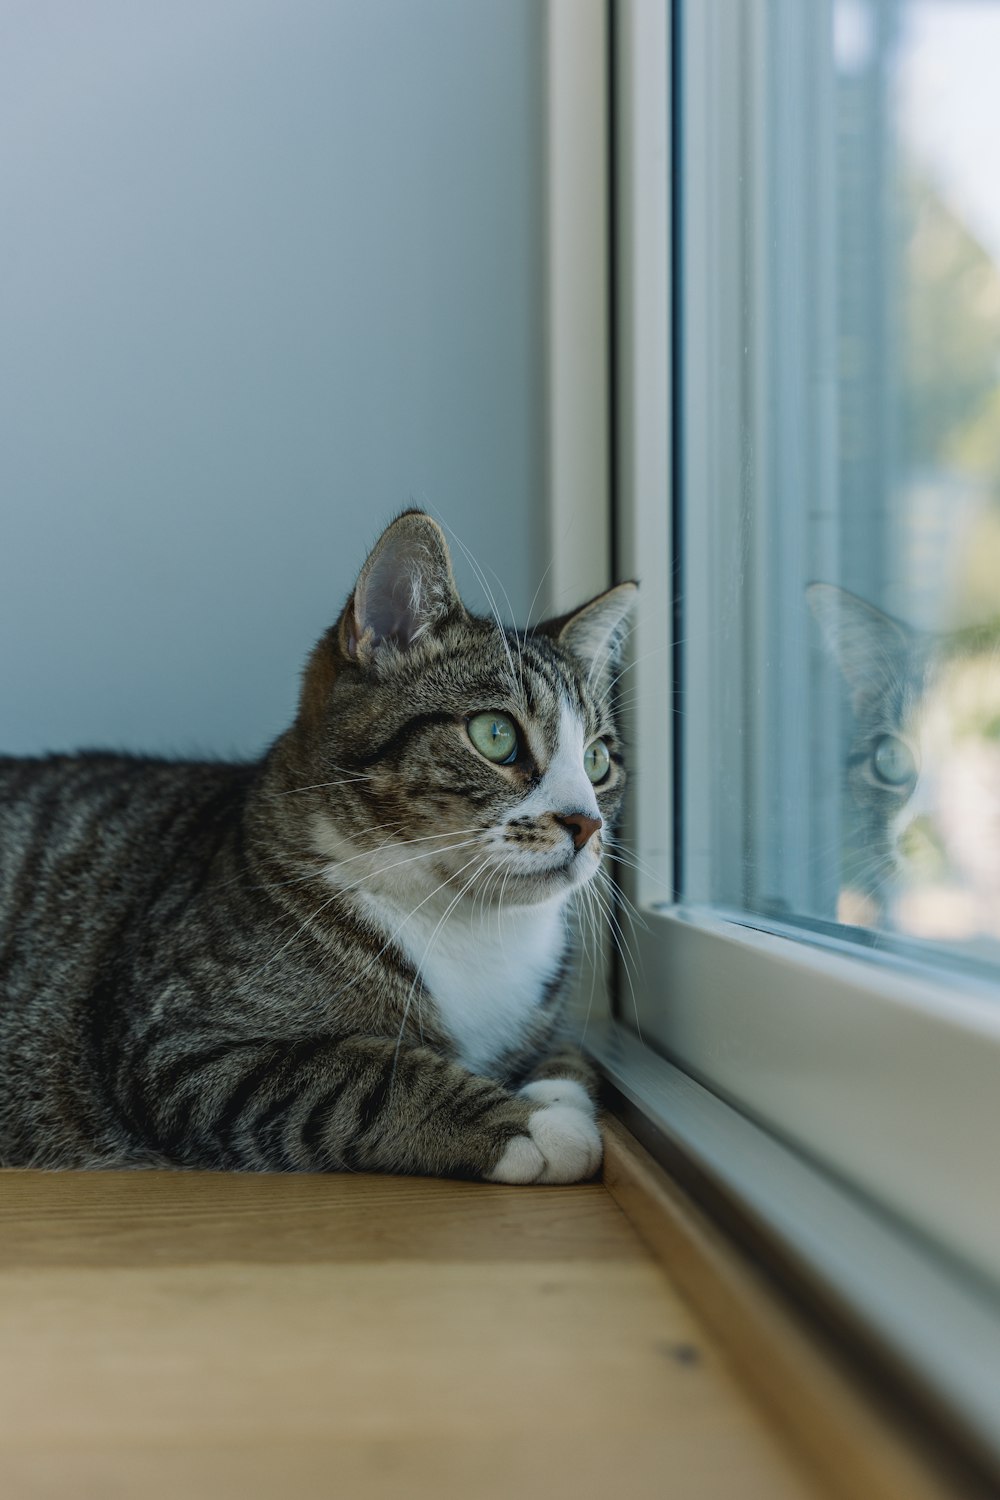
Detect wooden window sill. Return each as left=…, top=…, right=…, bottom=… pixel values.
left=0, top=1117, right=982, bottom=1499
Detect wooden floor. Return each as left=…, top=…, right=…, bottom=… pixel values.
left=0, top=1166, right=821, bottom=1499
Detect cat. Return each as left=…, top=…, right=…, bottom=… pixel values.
left=808, top=582, right=1000, bottom=941
left=0, top=511, right=636, bottom=1180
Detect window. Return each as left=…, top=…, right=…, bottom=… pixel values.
left=678, top=0, right=1000, bottom=975
left=598, top=0, right=1000, bottom=1464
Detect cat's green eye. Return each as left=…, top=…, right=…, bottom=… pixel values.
left=584, top=738, right=611, bottom=784
left=872, top=734, right=916, bottom=787
left=468, top=712, right=519, bottom=765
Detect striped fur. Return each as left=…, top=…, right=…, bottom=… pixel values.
left=0, top=513, right=635, bottom=1180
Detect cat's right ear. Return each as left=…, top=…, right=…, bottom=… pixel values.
left=539, top=582, right=639, bottom=681
left=342, top=511, right=466, bottom=664
left=807, top=582, right=913, bottom=713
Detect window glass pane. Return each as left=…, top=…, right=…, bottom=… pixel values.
left=678, top=0, right=1000, bottom=972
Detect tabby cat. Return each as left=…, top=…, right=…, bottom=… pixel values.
left=809, top=582, right=1000, bottom=938
left=0, top=512, right=636, bottom=1179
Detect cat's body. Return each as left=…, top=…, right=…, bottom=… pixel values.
left=0, top=514, right=635, bottom=1179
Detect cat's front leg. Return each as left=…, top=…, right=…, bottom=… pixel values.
left=485, top=1044, right=603, bottom=1186
left=123, top=1032, right=598, bottom=1183
left=342, top=1037, right=601, bottom=1184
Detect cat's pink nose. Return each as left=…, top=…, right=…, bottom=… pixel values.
left=555, top=811, right=602, bottom=851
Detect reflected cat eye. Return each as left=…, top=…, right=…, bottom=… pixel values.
left=584, top=738, right=611, bottom=784
left=467, top=712, right=519, bottom=764
left=871, top=733, right=916, bottom=787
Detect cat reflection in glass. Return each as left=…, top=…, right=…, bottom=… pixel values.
left=809, top=584, right=1000, bottom=942
left=0, top=512, right=636, bottom=1176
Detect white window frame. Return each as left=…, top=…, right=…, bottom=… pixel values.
left=545, top=0, right=1000, bottom=1469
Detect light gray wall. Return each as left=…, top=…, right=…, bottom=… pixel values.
left=0, top=0, right=546, bottom=758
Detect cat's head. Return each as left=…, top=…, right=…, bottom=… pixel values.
left=284, top=511, right=637, bottom=909
left=808, top=583, right=1000, bottom=931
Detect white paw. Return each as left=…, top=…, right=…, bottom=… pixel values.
left=486, top=1098, right=603, bottom=1185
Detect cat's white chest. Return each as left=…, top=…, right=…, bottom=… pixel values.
left=392, top=900, right=567, bottom=1074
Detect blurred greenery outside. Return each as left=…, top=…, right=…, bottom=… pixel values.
left=899, top=166, right=1000, bottom=627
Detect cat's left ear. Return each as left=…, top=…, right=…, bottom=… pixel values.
left=806, top=582, right=913, bottom=714
left=542, top=581, right=638, bottom=675
left=344, top=511, right=466, bottom=662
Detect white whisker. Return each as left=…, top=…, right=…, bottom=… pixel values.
left=273, top=775, right=373, bottom=796
left=249, top=835, right=484, bottom=978
left=441, top=520, right=522, bottom=703
left=588, top=874, right=645, bottom=1045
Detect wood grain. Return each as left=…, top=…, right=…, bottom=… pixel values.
left=0, top=1169, right=640, bottom=1268
left=0, top=1166, right=817, bottom=1500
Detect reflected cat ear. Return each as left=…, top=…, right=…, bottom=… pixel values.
left=345, top=512, right=465, bottom=661
left=542, top=582, right=639, bottom=676
left=807, top=583, right=913, bottom=711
